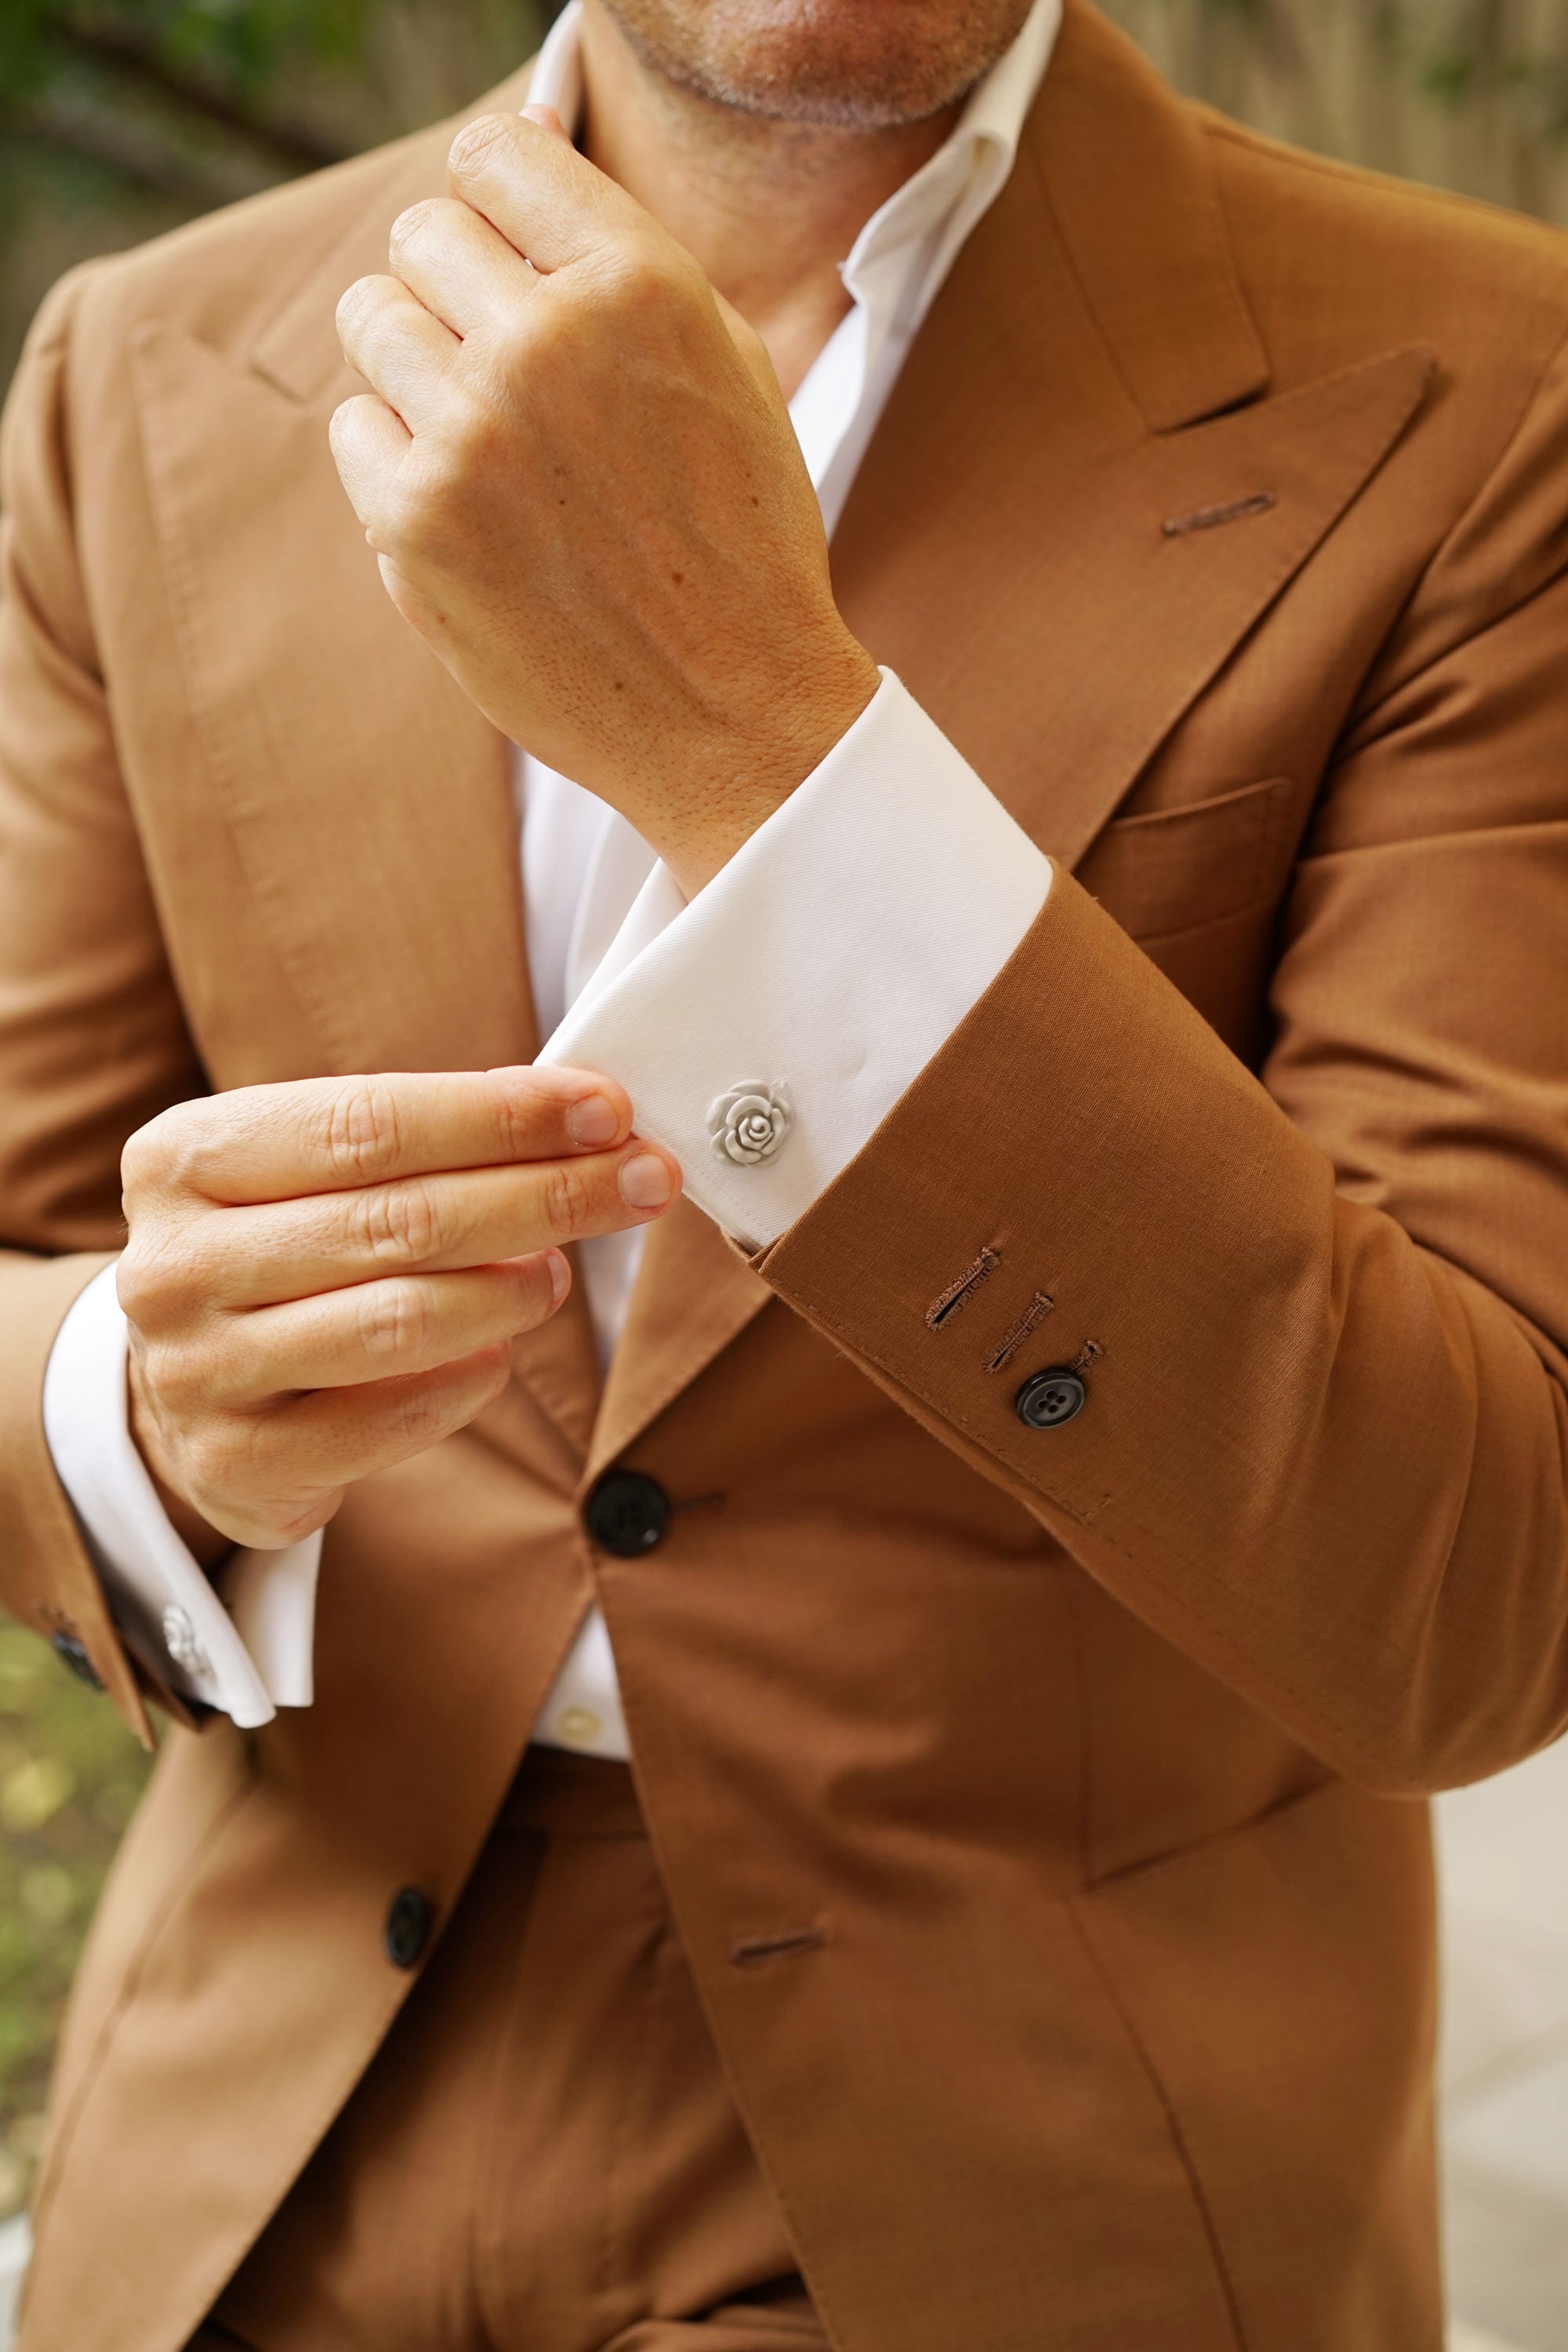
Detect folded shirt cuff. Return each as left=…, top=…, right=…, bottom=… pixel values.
left=537, top=669, right=1053, bottom=1246
left=41, top=1261, right=321, bottom=1727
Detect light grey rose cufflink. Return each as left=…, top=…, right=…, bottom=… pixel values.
left=162, top=1603, right=212, bottom=1679
left=708, top=1080, right=792, bottom=1167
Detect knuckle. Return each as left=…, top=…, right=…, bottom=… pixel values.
left=335, top=275, right=379, bottom=336
left=358, top=1178, right=448, bottom=1268
left=387, top=1376, right=459, bottom=1448
left=115, top=1231, right=196, bottom=1333
left=325, top=1077, right=403, bottom=1185
left=388, top=198, right=442, bottom=260
left=448, top=113, right=514, bottom=179
left=121, top=1102, right=195, bottom=1201
left=356, top=1279, right=431, bottom=1364
left=540, top=1158, right=593, bottom=1242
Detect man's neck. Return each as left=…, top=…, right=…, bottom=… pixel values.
left=576, top=0, right=962, bottom=399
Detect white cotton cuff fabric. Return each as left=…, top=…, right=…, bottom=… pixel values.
left=42, top=1259, right=319, bottom=1728
left=40, top=673, right=1050, bottom=1730
left=538, top=670, right=1053, bottom=1245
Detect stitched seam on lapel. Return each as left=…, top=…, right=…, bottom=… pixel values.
left=129, top=327, right=338, bottom=1069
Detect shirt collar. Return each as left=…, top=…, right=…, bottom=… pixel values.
left=528, top=0, right=1060, bottom=320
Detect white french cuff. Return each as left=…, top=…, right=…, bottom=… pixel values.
left=537, top=669, right=1053, bottom=1245
left=42, top=1261, right=321, bottom=1729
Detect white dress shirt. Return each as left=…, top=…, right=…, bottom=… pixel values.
left=42, top=0, right=1061, bottom=1754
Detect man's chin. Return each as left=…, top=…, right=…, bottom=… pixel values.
left=597, top=0, right=1037, bottom=131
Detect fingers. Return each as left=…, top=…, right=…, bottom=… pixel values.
left=176, top=1345, right=517, bottom=1552
left=336, top=274, right=461, bottom=432
left=445, top=111, right=641, bottom=274
left=328, top=392, right=411, bottom=532
left=130, top=1139, right=681, bottom=1316
left=388, top=197, right=539, bottom=342
left=122, top=1066, right=637, bottom=1211
left=202, top=1258, right=567, bottom=1402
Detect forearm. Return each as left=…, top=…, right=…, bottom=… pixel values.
left=754, top=871, right=1568, bottom=1795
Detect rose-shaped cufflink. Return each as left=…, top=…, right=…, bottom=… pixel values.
left=162, top=1603, right=212, bottom=1680
left=707, top=1079, right=792, bottom=1167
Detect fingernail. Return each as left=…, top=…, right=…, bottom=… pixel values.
left=547, top=1249, right=571, bottom=1305
left=566, top=1091, right=620, bottom=1148
left=619, top=1152, right=673, bottom=1211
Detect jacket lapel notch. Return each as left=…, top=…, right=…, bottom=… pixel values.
left=1036, top=0, right=1269, bottom=432
left=247, top=59, right=536, bottom=406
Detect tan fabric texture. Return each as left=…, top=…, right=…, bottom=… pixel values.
left=199, top=1749, right=826, bottom=2352
left=2, top=2, right=1566, bottom=2347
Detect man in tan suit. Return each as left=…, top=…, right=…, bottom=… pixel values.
left=2, top=0, right=1567, bottom=2342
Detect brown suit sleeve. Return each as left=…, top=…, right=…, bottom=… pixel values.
left=0, top=272, right=207, bottom=1743
left=759, top=345, right=1568, bottom=1798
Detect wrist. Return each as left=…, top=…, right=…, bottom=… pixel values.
left=662, top=637, right=880, bottom=895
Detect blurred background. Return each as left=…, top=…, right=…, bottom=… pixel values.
left=0, top=3, right=1566, bottom=2347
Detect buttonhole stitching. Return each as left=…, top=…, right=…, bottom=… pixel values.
left=984, top=1290, right=1054, bottom=1374
left=1161, top=491, right=1276, bottom=538
left=729, top=1926, right=826, bottom=1966
left=1069, top=1340, right=1104, bottom=1374
left=926, top=1247, right=1000, bottom=1330
left=672, top=1491, right=727, bottom=1517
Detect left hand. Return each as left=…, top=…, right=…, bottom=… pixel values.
left=331, top=107, right=880, bottom=894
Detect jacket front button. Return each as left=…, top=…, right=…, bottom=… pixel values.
left=1014, top=1367, right=1087, bottom=1429
left=584, top=1470, right=670, bottom=1558
left=384, top=1886, right=435, bottom=1970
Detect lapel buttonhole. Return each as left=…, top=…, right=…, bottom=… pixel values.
left=1161, top=491, right=1278, bottom=539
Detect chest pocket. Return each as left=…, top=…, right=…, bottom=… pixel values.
left=1076, top=773, right=1301, bottom=944
left=1076, top=774, right=1305, bottom=1065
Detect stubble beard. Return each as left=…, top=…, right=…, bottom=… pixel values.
left=595, top=0, right=1037, bottom=131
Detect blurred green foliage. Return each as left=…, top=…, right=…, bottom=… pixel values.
left=1, top=0, right=376, bottom=105
left=0, top=1622, right=150, bottom=2215
left=0, top=0, right=557, bottom=378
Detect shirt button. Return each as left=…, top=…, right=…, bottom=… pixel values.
left=584, top=1470, right=671, bottom=1558
left=1014, top=1367, right=1087, bottom=1429
left=557, top=1706, right=603, bottom=1749
left=384, top=1886, right=436, bottom=1970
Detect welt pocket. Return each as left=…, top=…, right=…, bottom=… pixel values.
left=1076, top=773, right=1301, bottom=942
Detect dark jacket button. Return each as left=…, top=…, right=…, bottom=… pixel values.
left=584, top=1470, right=670, bottom=1558
left=1014, top=1367, right=1087, bottom=1429
left=384, top=1886, right=435, bottom=1970
left=50, top=1632, right=103, bottom=1691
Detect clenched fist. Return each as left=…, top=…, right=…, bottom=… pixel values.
left=328, top=105, right=880, bottom=895
left=118, top=1065, right=681, bottom=1559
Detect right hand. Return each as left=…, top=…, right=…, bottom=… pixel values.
left=117, top=1065, right=681, bottom=1559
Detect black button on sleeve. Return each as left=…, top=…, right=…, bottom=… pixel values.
left=1014, top=1367, right=1087, bottom=1430
left=384, top=1886, right=435, bottom=1970
left=50, top=1632, right=103, bottom=1691
left=584, top=1471, right=670, bottom=1557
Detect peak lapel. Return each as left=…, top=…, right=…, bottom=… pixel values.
left=594, top=0, right=1436, bottom=1469
left=130, top=274, right=601, bottom=1457
left=829, top=0, right=1434, bottom=876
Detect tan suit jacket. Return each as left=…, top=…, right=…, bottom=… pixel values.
left=3, top=5, right=1568, bottom=2346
